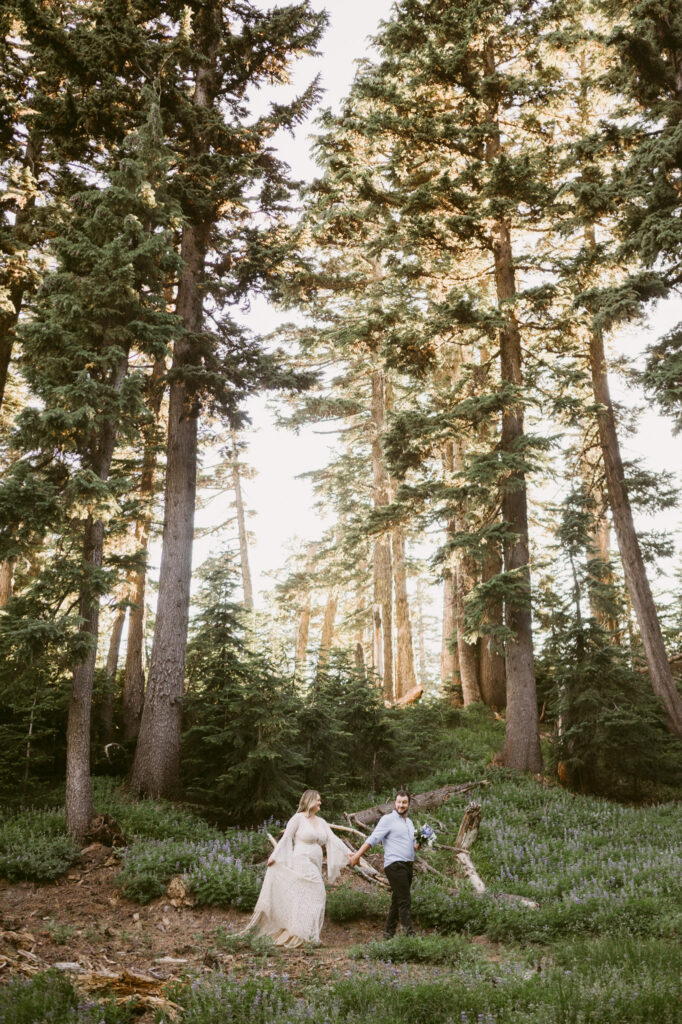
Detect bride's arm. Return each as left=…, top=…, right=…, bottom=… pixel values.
left=321, top=818, right=350, bottom=883
left=267, top=812, right=301, bottom=866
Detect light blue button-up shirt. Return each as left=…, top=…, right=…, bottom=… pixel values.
left=365, top=809, right=416, bottom=867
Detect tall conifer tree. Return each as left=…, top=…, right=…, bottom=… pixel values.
left=0, top=100, right=181, bottom=837
left=130, top=0, right=326, bottom=797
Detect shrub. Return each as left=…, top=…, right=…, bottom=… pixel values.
left=187, top=850, right=262, bottom=911
left=166, top=975, right=298, bottom=1024
left=116, top=830, right=267, bottom=907
left=92, top=777, right=219, bottom=842
left=0, top=970, right=135, bottom=1024
left=212, top=926, right=279, bottom=957
left=326, top=883, right=389, bottom=923
left=350, top=933, right=477, bottom=965
left=0, top=808, right=78, bottom=882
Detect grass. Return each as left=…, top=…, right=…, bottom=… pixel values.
left=1, top=707, right=681, bottom=1023
left=0, top=970, right=136, bottom=1024
left=0, top=808, right=78, bottom=881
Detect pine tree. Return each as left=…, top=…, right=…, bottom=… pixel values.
left=183, top=553, right=305, bottom=824
left=320, top=0, right=574, bottom=768
left=130, top=0, right=326, bottom=797
left=0, top=98, right=181, bottom=837
left=551, top=14, right=682, bottom=734
left=596, top=0, right=682, bottom=428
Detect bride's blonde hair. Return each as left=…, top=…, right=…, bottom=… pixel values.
left=297, top=789, right=321, bottom=816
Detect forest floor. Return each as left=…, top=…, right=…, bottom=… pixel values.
left=0, top=843, right=501, bottom=1016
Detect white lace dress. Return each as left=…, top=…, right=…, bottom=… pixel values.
left=243, top=812, right=348, bottom=947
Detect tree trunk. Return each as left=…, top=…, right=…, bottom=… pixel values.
left=440, top=568, right=459, bottom=697
left=391, top=525, right=417, bottom=700
left=295, top=543, right=316, bottom=676
left=589, top=322, right=682, bottom=735
left=440, top=437, right=459, bottom=702
left=451, top=433, right=482, bottom=705
left=415, top=576, right=428, bottom=687
left=129, top=8, right=220, bottom=796
left=349, top=780, right=490, bottom=827
left=231, top=430, right=254, bottom=610
left=66, top=349, right=128, bottom=839
left=478, top=543, right=507, bottom=710
left=370, top=366, right=394, bottom=701
left=485, top=40, right=541, bottom=771
left=0, top=558, right=15, bottom=607
left=317, top=588, right=338, bottom=671
left=454, top=553, right=482, bottom=705
left=123, top=355, right=165, bottom=743
left=101, top=606, right=126, bottom=746
left=129, top=233, right=205, bottom=796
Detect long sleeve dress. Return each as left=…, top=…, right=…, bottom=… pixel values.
left=243, top=812, right=348, bottom=947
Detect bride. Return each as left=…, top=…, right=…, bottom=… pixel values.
left=243, top=789, right=350, bottom=947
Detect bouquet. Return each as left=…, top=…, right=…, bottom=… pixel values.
left=415, top=823, right=436, bottom=848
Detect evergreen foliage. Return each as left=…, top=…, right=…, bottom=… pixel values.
left=183, top=554, right=307, bottom=824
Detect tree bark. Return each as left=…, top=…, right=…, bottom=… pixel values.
left=66, top=354, right=127, bottom=839
left=478, top=543, right=507, bottom=710
left=123, top=355, right=165, bottom=743
left=454, top=551, right=482, bottom=704
left=230, top=431, right=254, bottom=610
left=589, top=322, right=682, bottom=735
left=130, top=13, right=219, bottom=795
left=370, top=366, right=394, bottom=701
left=485, top=39, right=541, bottom=771
left=101, top=606, right=126, bottom=746
left=129, top=228, right=207, bottom=797
left=440, top=444, right=461, bottom=704
left=295, top=542, right=316, bottom=677
left=317, top=588, right=338, bottom=671
left=349, top=780, right=490, bottom=827
left=391, top=524, right=417, bottom=700
left=0, top=558, right=15, bottom=607
left=415, top=576, right=428, bottom=688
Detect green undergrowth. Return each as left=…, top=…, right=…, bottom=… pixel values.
left=0, top=970, right=136, bottom=1024
left=8, top=941, right=682, bottom=1024
left=326, top=883, right=389, bottom=922
left=92, top=777, right=220, bottom=842
left=163, top=934, right=682, bottom=1022
left=408, top=775, right=682, bottom=942
left=115, top=830, right=269, bottom=906
left=350, top=933, right=478, bottom=964
left=0, top=808, right=78, bottom=882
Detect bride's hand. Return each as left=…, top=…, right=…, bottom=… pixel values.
left=267, top=857, right=275, bottom=866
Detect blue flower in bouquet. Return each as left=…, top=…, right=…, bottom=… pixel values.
left=415, top=823, right=436, bottom=848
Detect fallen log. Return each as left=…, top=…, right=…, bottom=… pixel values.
left=348, top=780, right=489, bottom=828
left=386, top=684, right=424, bottom=708
left=443, top=801, right=538, bottom=908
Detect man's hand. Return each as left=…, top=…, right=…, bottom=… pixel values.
left=349, top=841, right=371, bottom=868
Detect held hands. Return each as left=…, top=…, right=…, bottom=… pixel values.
left=347, top=851, right=361, bottom=868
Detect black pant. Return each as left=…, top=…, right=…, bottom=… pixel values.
left=383, top=860, right=414, bottom=938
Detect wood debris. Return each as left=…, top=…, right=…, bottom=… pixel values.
left=348, top=781, right=490, bottom=827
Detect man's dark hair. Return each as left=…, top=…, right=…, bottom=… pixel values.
left=396, top=789, right=410, bottom=802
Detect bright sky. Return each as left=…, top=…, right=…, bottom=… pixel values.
left=194, top=0, right=679, bottom=608
left=194, top=0, right=397, bottom=598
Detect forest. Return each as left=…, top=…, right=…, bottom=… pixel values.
left=1, top=0, right=681, bottom=1021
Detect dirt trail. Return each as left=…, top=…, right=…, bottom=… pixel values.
left=0, top=844, right=393, bottom=989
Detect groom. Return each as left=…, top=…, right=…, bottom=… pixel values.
left=348, top=790, right=418, bottom=939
